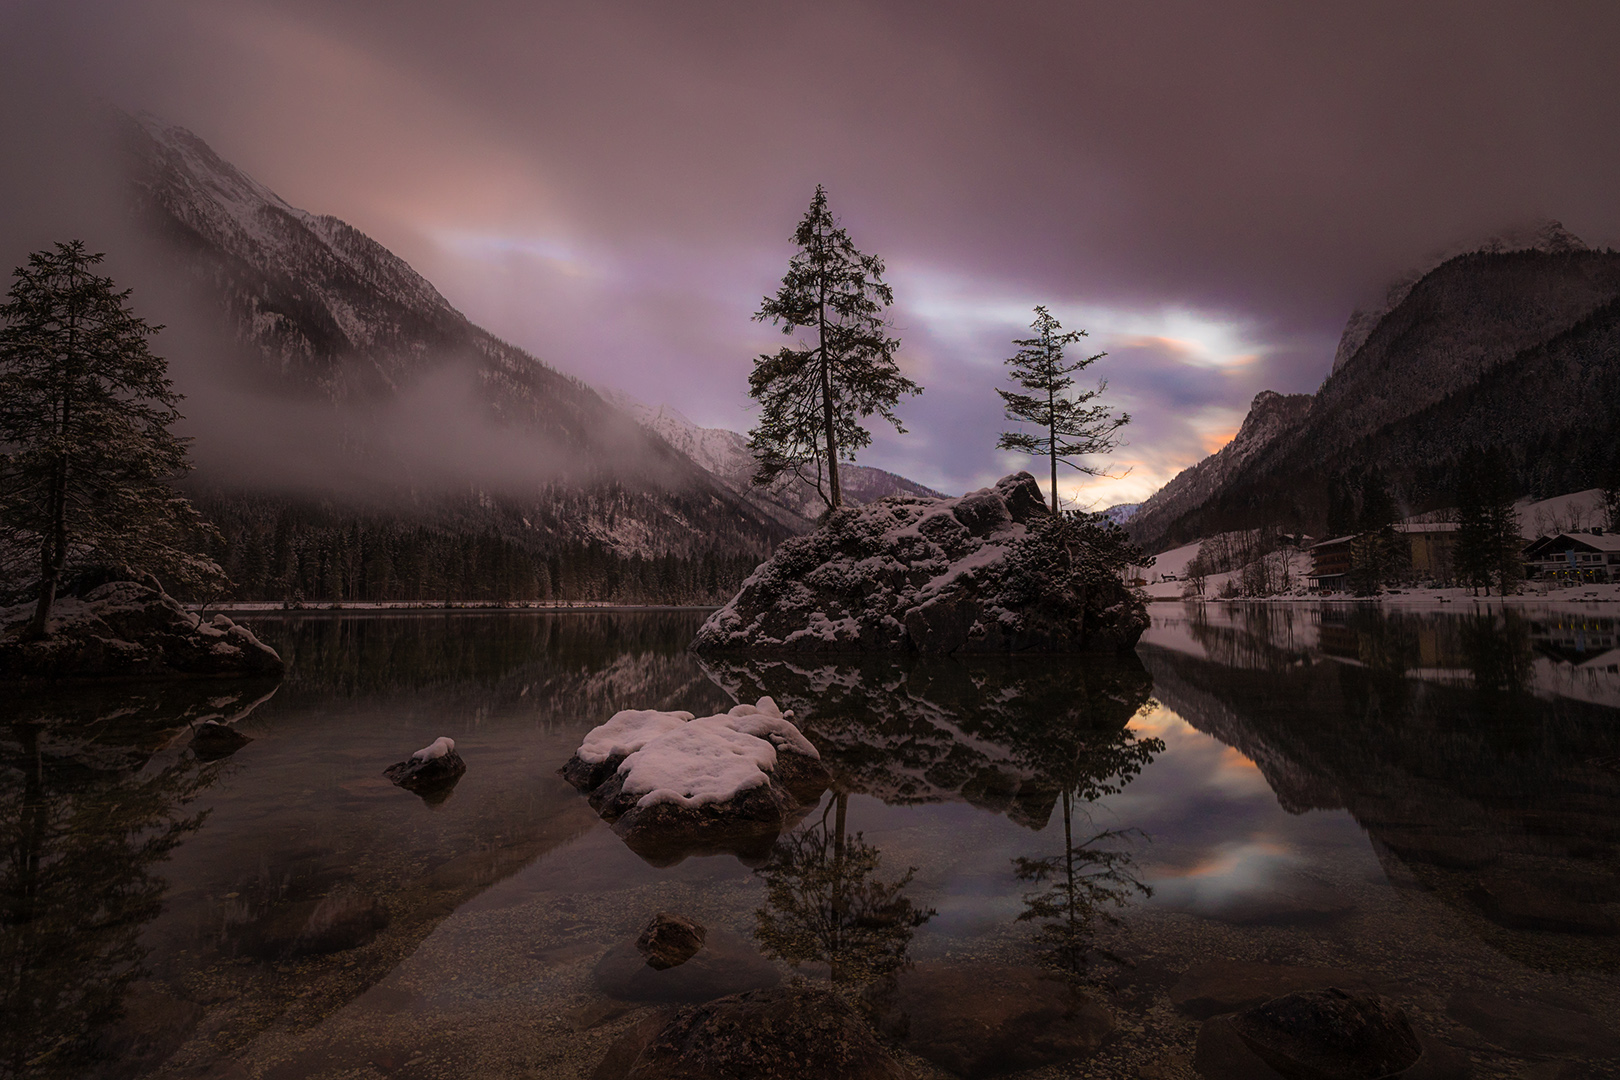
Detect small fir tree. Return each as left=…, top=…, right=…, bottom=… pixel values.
left=748, top=186, right=919, bottom=510
left=0, top=242, right=223, bottom=637
left=997, top=306, right=1129, bottom=514
left=1454, top=446, right=1523, bottom=595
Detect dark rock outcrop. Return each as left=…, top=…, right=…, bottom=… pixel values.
left=0, top=581, right=284, bottom=681
left=1170, top=961, right=1377, bottom=1021
left=867, top=962, right=1115, bottom=1078
left=621, top=983, right=910, bottom=1080
left=692, top=472, right=1148, bottom=655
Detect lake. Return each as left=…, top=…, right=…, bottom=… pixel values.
left=3, top=602, right=1618, bottom=1079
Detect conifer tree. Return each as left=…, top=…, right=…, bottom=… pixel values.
left=997, top=306, right=1128, bottom=514
left=0, top=242, right=223, bottom=637
left=748, top=186, right=918, bottom=510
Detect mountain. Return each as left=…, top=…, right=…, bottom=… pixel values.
left=1097, top=502, right=1142, bottom=527
left=1128, top=224, right=1620, bottom=551
left=117, top=113, right=799, bottom=600
left=605, top=391, right=945, bottom=529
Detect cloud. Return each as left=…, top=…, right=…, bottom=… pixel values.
left=6, top=0, right=1620, bottom=510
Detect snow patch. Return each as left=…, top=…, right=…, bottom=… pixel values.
left=411, top=736, right=456, bottom=761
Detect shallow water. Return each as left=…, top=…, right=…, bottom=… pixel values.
left=3, top=603, right=1619, bottom=1079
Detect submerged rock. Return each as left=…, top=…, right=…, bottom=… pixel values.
left=0, top=581, right=284, bottom=681
left=636, top=912, right=707, bottom=970
left=561, top=698, right=829, bottom=863
left=384, top=736, right=467, bottom=794
left=691, top=472, right=1148, bottom=655
left=594, top=927, right=780, bottom=1003
left=1195, top=987, right=1469, bottom=1080
left=621, top=983, right=909, bottom=1080
left=867, top=962, right=1115, bottom=1078
left=189, top=718, right=254, bottom=760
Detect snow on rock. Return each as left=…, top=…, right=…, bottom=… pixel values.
left=0, top=579, right=284, bottom=681
left=560, top=697, right=829, bottom=865
left=691, top=472, right=1148, bottom=655
left=385, top=736, right=467, bottom=796
left=411, top=736, right=456, bottom=761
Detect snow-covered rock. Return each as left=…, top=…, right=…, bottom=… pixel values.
left=0, top=580, right=284, bottom=681
left=384, top=735, right=467, bottom=794
left=692, top=472, right=1149, bottom=655
left=561, top=697, right=829, bottom=863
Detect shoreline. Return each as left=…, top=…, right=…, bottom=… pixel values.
left=196, top=601, right=722, bottom=617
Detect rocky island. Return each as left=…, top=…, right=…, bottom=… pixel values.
left=0, top=578, right=283, bottom=681
left=691, top=472, right=1149, bottom=655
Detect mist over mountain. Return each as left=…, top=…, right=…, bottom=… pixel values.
left=1128, top=225, right=1620, bottom=551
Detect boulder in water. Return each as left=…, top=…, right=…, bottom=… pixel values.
left=561, top=698, right=829, bottom=863
left=385, top=736, right=467, bottom=793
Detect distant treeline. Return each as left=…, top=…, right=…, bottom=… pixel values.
left=194, top=494, right=765, bottom=605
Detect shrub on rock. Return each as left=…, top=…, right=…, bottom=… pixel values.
left=691, top=472, right=1148, bottom=655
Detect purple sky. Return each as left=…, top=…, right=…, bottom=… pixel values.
left=7, top=1, right=1620, bottom=505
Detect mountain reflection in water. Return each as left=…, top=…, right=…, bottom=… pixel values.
left=1143, top=602, right=1620, bottom=971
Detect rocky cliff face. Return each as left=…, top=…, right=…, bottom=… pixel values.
left=1126, top=390, right=1312, bottom=548
left=1129, top=226, right=1620, bottom=551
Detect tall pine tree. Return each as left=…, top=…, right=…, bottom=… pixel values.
left=748, top=186, right=919, bottom=510
left=0, top=242, right=222, bottom=636
left=997, top=306, right=1129, bottom=514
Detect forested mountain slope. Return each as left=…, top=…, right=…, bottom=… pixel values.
left=1128, top=233, right=1620, bottom=551
left=116, top=114, right=807, bottom=600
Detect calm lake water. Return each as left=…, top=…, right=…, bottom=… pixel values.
left=4, top=603, right=1620, bottom=1079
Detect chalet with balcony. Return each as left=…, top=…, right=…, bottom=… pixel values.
left=1523, top=530, right=1620, bottom=584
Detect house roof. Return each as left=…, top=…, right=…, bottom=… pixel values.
left=1309, top=535, right=1358, bottom=551
left=1524, top=531, right=1620, bottom=556
left=1396, top=522, right=1460, bottom=534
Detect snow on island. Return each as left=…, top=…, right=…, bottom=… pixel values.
left=561, top=697, right=829, bottom=864
left=691, top=472, right=1149, bottom=654
left=384, top=735, right=467, bottom=796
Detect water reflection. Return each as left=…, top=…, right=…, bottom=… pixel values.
left=754, top=793, right=935, bottom=986
left=1144, top=602, right=1620, bottom=971
left=699, top=653, right=1158, bottom=830
left=1, top=682, right=273, bottom=1080
left=702, top=654, right=1165, bottom=975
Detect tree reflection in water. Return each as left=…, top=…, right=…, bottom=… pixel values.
left=701, top=653, right=1161, bottom=982
left=753, top=791, right=934, bottom=987
left=0, top=683, right=271, bottom=1080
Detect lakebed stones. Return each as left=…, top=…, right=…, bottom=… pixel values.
left=617, top=983, right=910, bottom=1080
left=561, top=698, right=829, bottom=863
left=1195, top=987, right=1470, bottom=1080
left=0, top=580, right=284, bottom=680
left=867, top=962, right=1115, bottom=1078
left=690, top=472, right=1149, bottom=656
left=384, top=736, right=467, bottom=796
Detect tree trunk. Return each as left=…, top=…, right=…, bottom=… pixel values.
left=24, top=410, right=71, bottom=642
left=1048, top=382, right=1059, bottom=515
left=818, top=294, right=842, bottom=509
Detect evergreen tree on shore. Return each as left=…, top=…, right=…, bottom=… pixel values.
left=0, top=242, right=222, bottom=636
